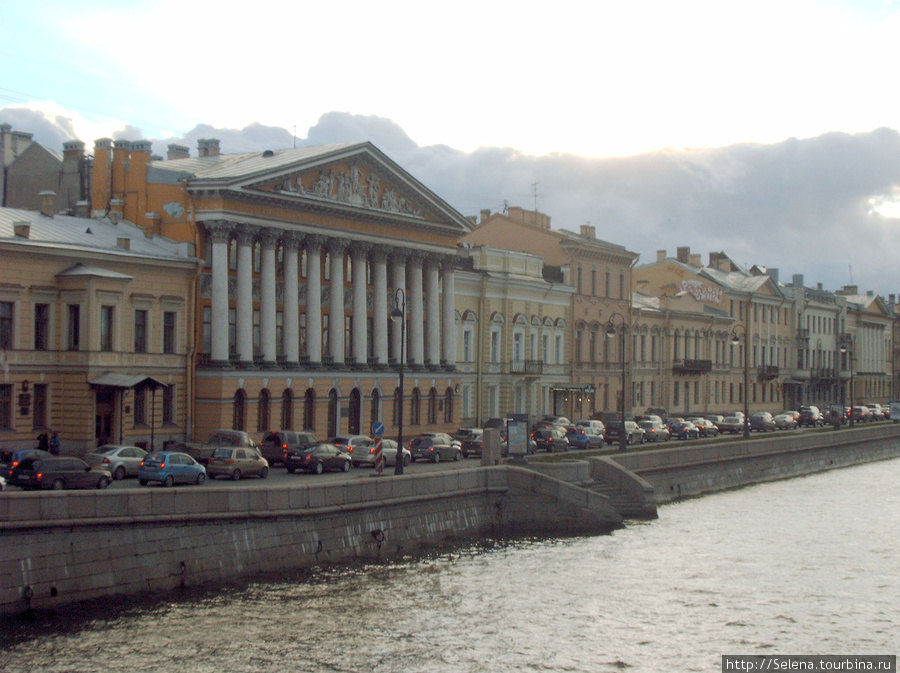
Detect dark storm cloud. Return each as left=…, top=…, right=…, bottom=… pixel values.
left=5, top=108, right=900, bottom=296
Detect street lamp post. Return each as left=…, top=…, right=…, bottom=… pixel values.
left=840, top=335, right=854, bottom=429
left=391, top=288, right=406, bottom=475
left=605, top=313, right=628, bottom=452
left=730, top=326, right=751, bottom=439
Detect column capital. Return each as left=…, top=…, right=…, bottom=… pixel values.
left=282, top=231, right=302, bottom=251
left=204, top=220, right=234, bottom=243
left=407, top=250, right=426, bottom=264
left=303, top=234, right=326, bottom=253
left=390, top=248, right=409, bottom=265
left=325, top=237, right=349, bottom=255
left=258, top=227, right=280, bottom=249
left=234, top=224, right=259, bottom=246
left=349, top=242, right=373, bottom=259
left=371, top=245, right=391, bottom=264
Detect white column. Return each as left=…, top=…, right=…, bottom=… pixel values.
left=235, top=226, right=258, bottom=363
left=351, top=244, right=369, bottom=365
left=390, top=252, right=407, bottom=363
left=259, top=228, right=278, bottom=364
left=441, top=258, right=457, bottom=368
left=424, top=255, right=440, bottom=367
left=305, top=235, right=323, bottom=364
left=408, top=252, right=424, bottom=366
left=282, top=233, right=300, bottom=364
left=206, top=221, right=232, bottom=362
left=328, top=239, right=346, bottom=364
left=372, top=247, right=389, bottom=365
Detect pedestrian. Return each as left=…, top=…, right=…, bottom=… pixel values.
left=49, top=431, right=60, bottom=455
left=36, top=431, right=49, bottom=452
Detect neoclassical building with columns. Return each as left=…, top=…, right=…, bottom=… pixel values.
left=91, top=139, right=473, bottom=441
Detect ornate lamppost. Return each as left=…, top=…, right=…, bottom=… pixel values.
left=605, top=313, right=628, bottom=452
left=730, top=326, right=751, bottom=438
left=391, top=288, right=407, bottom=475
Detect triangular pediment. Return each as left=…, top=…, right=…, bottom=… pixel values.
left=199, top=142, right=473, bottom=233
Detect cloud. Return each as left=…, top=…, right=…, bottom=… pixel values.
left=3, top=105, right=900, bottom=297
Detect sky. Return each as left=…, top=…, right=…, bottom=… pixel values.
left=2, top=0, right=900, bottom=297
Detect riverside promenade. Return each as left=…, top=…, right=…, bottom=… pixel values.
left=3, top=423, right=899, bottom=617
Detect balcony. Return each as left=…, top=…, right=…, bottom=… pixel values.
left=672, top=359, right=712, bottom=375
left=810, top=367, right=837, bottom=381
left=757, top=365, right=780, bottom=380
left=795, top=328, right=810, bottom=346
left=510, top=359, right=543, bottom=376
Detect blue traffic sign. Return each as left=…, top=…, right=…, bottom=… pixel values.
left=372, top=421, right=385, bottom=437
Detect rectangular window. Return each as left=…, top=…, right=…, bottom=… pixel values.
left=100, top=306, right=114, bottom=351
left=0, top=302, right=12, bottom=349
left=32, top=383, right=47, bottom=430
left=34, top=303, right=49, bottom=351
left=490, top=331, right=500, bottom=363
left=163, top=385, right=175, bottom=425
left=163, top=311, right=176, bottom=354
left=0, top=384, right=11, bottom=429
left=463, top=330, right=473, bottom=362
left=134, top=309, right=148, bottom=353
left=68, top=304, right=81, bottom=350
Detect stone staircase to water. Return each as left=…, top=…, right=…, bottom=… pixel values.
left=586, top=478, right=657, bottom=519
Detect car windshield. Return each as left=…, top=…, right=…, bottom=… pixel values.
left=211, top=448, right=232, bottom=458
left=209, top=433, right=241, bottom=445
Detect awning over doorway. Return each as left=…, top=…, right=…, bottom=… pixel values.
left=87, top=373, right=169, bottom=389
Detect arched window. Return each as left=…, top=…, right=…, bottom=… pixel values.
left=428, top=387, right=437, bottom=424
left=304, top=388, right=316, bottom=430
left=349, top=388, right=362, bottom=435
left=232, top=389, right=246, bottom=431
left=257, top=389, right=270, bottom=432
left=281, top=388, right=294, bottom=430
left=410, top=388, right=420, bottom=426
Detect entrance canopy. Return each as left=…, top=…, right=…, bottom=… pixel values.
left=87, top=373, right=169, bottom=389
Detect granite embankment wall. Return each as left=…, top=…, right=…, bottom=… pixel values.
left=593, top=423, right=900, bottom=508
left=0, top=464, right=620, bottom=617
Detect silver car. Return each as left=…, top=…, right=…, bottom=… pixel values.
left=352, top=438, right=411, bottom=467
left=84, top=444, right=148, bottom=480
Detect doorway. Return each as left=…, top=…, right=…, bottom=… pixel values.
left=95, top=388, right=115, bottom=447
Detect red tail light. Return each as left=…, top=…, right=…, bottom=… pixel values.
left=102, top=457, right=111, bottom=465
left=282, top=443, right=288, bottom=450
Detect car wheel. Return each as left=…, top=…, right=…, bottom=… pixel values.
left=454, top=450, right=462, bottom=461
left=164, top=475, right=175, bottom=488
left=286, top=466, right=296, bottom=474
left=259, top=466, right=269, bottom=479
left=97, top=476, right=111, bottom=489
left=196, top=472, right=206, bottom=485
left=139, top=479, right=148, bottom=486
left=341, top=460, right=350, bottom=472
left=231, top=469, right=242, bottom=481
left=314, top=461, right=324, bottom=475
left=113, top=466, right=126, bottom=481
left=462, top=451, right=468, bottom=459
left=52, top=479, right=65, bottom=491
left=433, top=452, right=441, bottom=463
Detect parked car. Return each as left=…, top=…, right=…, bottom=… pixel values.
left=566, top=425, right=605, bottom=449
left=717, top=415, right=745, bottom=434
left=176, top=429, right=258, bottom=465
left=329, top=435, right=374, bottom=456
left=705, top=414, right=725, bottom=427
left=773, top=413, right=799, bottom=429
left=670, top=421, right=700, bottom=440
left=285, top=443, right=352, bottom=474
left=409, top=435, right=462, bottom=462
left=2, top=448, right=52, bottom=477
left=9, top=456, right=112, bottom=490
left=352, top=438, right=411, bottom=468
left=409, top=432, right=462, bottom=451
left=750, top=412, right=776, bottom=432
left=451, top=427, right=481, bottom=442
left=83, top=444, right=148, bottom=480
left=799, top=406, right=824, bottom=427
left=138, top=451, right=207, bottom=487
left=574, top=419, right=606, bottom=433
left=639, top=419, right=671, bottom=442
left=207, top=447, right=270, bottom=480
left=0, top=474, right=5, bottom=491
left=688, top=418, right=719, bottom=437
left=259, top=430, right=318, bottom=466
left=532, top=425, right=569, bottom=452
left=866, top=404, right=886, bottom=421
left=604, top=421, right=645, bottom=446
left=533, top=415, right=572, bottom=431
left=851, top=406, right=871, bottom=423
left=460, top=429, right=484, bottom=458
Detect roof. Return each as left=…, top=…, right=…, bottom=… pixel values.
left=87, top=373, right=168, bottom=389
left=0, top=208, right=198, bottom=263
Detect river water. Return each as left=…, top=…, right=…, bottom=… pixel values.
left=2, top=458, right=898, bottom=672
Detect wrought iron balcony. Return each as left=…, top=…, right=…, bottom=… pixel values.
left=757, top=365, right=780, bottom=380
left=510, top=359, right=543, bottom=376
left=672, top=359, right=712, bottom=374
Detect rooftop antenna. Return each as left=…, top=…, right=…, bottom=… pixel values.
left=502, top=199, right=509, bottom=214
left=293, top=125, right=297, bottom=149
left=531, top=180, right=539, bottom=213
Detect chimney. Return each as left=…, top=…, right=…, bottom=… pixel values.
left=13, top=222, right=30, bottom=238
left=109, top=198, right=125, bottom=225
left=709, top=252, right=720, bottom=268
left=792, top=274, right=804, bottom=288
left=197, top=138, right=220, bottom=157
left=167, top=144, right=190, bottom=160
left=580, top=224, right=596, bottom=239
left=676, top=246, right=690, bottom=264
left=91, top=138, right=113, bottom=217
left=116, top=237, right=131, bottom=250
left=75, top=200, right=90, bottom=218
left=817, top=282, right=823, bottom=291
left=657, top=250, right=666, bottom=263
left=890, top=294, right=896, bottom=306
left=111, top=140, right=130, bottom=201
left=688, top=253, right=701, bottom=267
left=769, top=268, right=779, bottom=284
left=39, top=191, right=56, bottom=217
left=480, top=208, right=491, bottom=224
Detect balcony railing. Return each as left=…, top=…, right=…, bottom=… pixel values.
left=757, top=365, right=780, bottom=380
left=810, top=367, right=837, bottom=381
left=510, top=359, right=543, bottom=376
left=672, top=359, right=712, bottom=374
